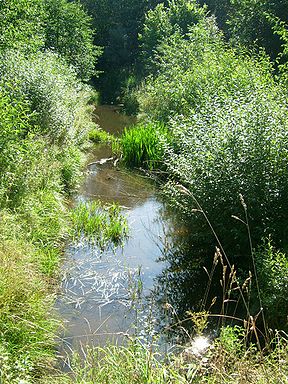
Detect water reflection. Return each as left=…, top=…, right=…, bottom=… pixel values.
left=57, top=162, right=169, bottom=361
left=57, top=106, right=223, bottom=365
left=93, top=105, right=136, bottom=136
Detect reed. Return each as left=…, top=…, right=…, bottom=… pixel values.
left=120, top=122, right=168, bottom=170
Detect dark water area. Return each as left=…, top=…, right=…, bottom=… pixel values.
left=93, top=105, right=136, bottom=136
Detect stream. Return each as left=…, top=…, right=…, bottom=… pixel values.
left=56, top=106, right=176, bottom=366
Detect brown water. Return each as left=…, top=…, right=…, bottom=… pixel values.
left=56, top=106, right=171, bottom=364
left=93, top=105, right=136, bottom=135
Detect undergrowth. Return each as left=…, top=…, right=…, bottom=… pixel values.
left=88, top=128, right=116, bottom=144
left=39, top=329, right=288, bottom=383
left=0, top=45, right=95, bottom=383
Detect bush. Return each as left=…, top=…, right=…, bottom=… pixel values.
left=138, top=15, right=288, bottom=254
left=0, top=0, right=101, bottom=81
left=255, top=240, right=288, bottom=329
left=43, top=0, right=101, bottom=81
left=0, top=0, right=45, bottom=53
left=0, top=50, right=95, bottom=145
left=139, top=0, right=208, bottom=71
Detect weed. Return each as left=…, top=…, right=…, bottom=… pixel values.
left=120, top=122, right=168, bottom=170
left=71, top=200, right=129, bottom=248
left=88, top=128, right=116, bottom=144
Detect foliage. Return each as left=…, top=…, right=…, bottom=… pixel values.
left=255, top=240, right=288, bottom=329
left=0, top=18, right=96, bottom=379
left=71, top=200, right=129, bottom=248
left=0, top=239, right=59, bottom=383
left=0, top=50, right=95, bottom=145
left=80, top=0, right=164, bottom=100
left=88, top=128, right=115, bottom=144
left=138, top=15, right=288, bottom=254
left=226, top=0, right=288, bottom=61
left=140, top=0, right=208, bottom=71
left=197, top=0, right=288, bottom=66
left=121, top=74, right=140, bottom=115
left=40, top=330, right=288, bottom=383
left=0, top=0, right=45, bottom=52
left=0, top=0, right=100, bottom=81
left=120, top=122, right=168, bottom=170
left=198, top=0, right=230, bottom=30
left=43, top=0, right=101, bottom=81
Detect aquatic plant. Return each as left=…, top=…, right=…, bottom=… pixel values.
left=120, top=122, right=168, bottom=170
left=88, top=128, right=116, bottom=144
left=71, top=200, right=129, bottom=248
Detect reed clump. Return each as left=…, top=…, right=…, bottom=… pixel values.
left=88, top=128, right=116, bottom=144
left=119, top=122, right=168, bottom=170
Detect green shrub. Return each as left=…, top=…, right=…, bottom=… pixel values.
left=0, top=0, right=101, bottom=81
left=0, top=50, right=95, bottom=144
left=88, top=128, right=115, bottom=144
left=138, top=13, right=288, bottom=253
left=255, top=240, right=288, bottom=329
left=139, top=23, right=272, bottom=122
left=140, top=0, right=208, bottom=71
left=0, top=0, right=45, bottom=53
left=121, top=74, right=140, bottom=115
left=43, top=0, right=101, bottom=81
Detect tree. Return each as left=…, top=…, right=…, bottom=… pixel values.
left=43, top=0, right=101, bottom=81
left=0, top=0, right=45, bottom=52
left=140, top=0, right=208, bottom=71
left=80, top=0, right=164, bottom=100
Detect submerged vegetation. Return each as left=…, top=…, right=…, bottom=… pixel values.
left=2, top=0, right=288, bottom=381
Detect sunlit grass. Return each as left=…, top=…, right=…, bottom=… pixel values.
left=71, top=200, right=129, bottom=248
left=0, top=238, right=60, bottom=383
left=88, top=128, right=116, bottom=144
left=119, top=122, right=168, bottom=170
left=39, top=329, right=288, bottom=383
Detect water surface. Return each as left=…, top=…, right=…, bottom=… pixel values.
left=57, top=107, right=172, bottom=362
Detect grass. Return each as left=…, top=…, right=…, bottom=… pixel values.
left=0, top=64, right=94, bottom=381
left=71, top=200, right=129, bottom=248
left=88, top=128, right=116, bottom=144
left=38, top=329, right=288, bottom=383
left=119, top=122, right=168, bottom=170
left=0, top=234, right=60, bottom=382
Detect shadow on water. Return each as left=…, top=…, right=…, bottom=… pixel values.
left=93, top=105, right=136, bottom=136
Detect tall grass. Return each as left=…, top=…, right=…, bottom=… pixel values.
left=120, top=122, right=168, bottom=170
left=39, top=330, right=288, bottom=383
left=0, top=43, right=96, bottom=383
left=0, top=234, right=60, bottom=382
